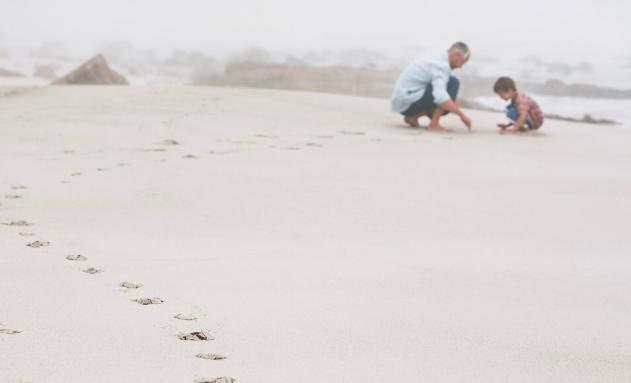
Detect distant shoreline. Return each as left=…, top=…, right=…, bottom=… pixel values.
left=459, top=99, right=619, bottom=125
left=0, top=82, right=621, bottom=126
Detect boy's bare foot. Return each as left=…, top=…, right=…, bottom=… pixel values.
left=404, top=115, right=421, bottom=128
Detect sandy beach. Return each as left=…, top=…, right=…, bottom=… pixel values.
left=1, top=85, right=630, bottom=383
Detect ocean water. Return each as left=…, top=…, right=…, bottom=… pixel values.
left=474, top=95, right=631, bottom=128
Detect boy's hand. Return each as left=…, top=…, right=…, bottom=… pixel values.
left=500, top=127, right=518, bottom=135
left=497, top=123, right=509, bottom=129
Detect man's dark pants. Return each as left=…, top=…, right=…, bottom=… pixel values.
left=401, top=76, right=460, bottom=117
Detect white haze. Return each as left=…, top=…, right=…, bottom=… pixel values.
left=1, top=0, right=631, bottom=89
left=2, top=0, right=629, bottom=58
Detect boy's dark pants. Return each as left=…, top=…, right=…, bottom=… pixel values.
left=401, top=76, right=460, bottom=117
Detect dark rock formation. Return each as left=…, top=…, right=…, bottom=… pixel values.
left=52, top=54, right=128, bottom=85
left=0, top=67, right=25, bottom=77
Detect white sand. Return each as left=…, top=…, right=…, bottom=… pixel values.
left=1, top=86, right=630, bottom=383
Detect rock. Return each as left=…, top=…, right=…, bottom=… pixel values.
left=52, top=54, right=129, bottom=85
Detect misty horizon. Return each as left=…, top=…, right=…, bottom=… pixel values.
left=2, top=0, right=630, bottom=61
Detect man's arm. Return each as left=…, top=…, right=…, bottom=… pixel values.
left=429, top=64, right=472, bottom=130
left=439, top=99, right=472, bottom=130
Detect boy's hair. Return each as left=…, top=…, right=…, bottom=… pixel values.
left=493, top=77, right=517, bottom=93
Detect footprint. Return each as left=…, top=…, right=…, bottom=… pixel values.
left=182, top=154, right=199, bottom=159
left=304, top=142, right=323, bottom=147
left=174, top=313, right=198, bottom=321
left=2, top=221, right=33, bottom=227
left=18, top=232, right=35, bottom=237
left=66, top=254, right=87, bottom=261
left=314, top=135, right=334, bottom=139
left=157, top=139, right=180, bottom=146
left=4, top=194, right=22, bottom=199
left=82, top=267, right=102, bottom=274
left=229, top=140, right=257, bottom=144
left=11, top=186, right=28, bottom=190
left=63, top=150, right=76, bottom=154
left=284, top=146, right=301, bottom=150
left=253, top=134, right=278, bottom=139
left=120, top=282, right=143, bottom=289
left=133, top=297, right=163, bottom=305
left=208, top=150, right=240, bottom=155
left=0, top=328, right=21, bottom=335
left=195, top=377, right=236, bottom=383
left=61, top=180, right=71, bottom=184
left=177, top=330, right=214, bottom=341
left=339, top=130, right=365, bottom=136
left=26, top=241, right=50, bottom=248
left=141, top=148, right=166, bottom=152
left=71, top=172, right=82, bottom=177
left=196, top=353, right=227, bottom=360
left=117, top=163, right=130, bottom=167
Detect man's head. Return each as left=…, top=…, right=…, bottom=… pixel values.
left=448, top=42, right=470, bottom=69
left=493, top=77, right=518, bottom=100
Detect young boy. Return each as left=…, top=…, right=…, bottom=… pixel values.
left=493, top=77, right=544, bottom=134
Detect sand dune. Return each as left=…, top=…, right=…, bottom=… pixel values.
left=1, top=86, right=630, bottom=383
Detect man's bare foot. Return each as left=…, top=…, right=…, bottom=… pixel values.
left=427, top=125, right=452, bottom=132
left=404, top=116, right=421, bottom=128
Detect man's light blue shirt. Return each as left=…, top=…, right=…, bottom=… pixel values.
left=390, top=51, right=452, bottom=113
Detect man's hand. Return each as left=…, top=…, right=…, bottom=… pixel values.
left=460, top=114, right=472, bottom=130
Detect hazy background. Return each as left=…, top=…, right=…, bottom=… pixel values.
left=2, top=0, right=631, bottom=124
left=2, top=0, right=630, bottom=65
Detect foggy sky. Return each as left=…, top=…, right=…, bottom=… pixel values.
left=2, top=0, right=630, bottom=62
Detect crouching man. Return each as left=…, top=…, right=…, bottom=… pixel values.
left=391, top=42, right=472, bottom=131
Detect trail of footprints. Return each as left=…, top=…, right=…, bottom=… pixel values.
left=3, top=131, right=378, bottom=380
left=1, top=141, right=237, bottom=382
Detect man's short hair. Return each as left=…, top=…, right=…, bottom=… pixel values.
left=448, top=42, right=470, bottom=58
left=493, top=77, right=517, bottom=93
